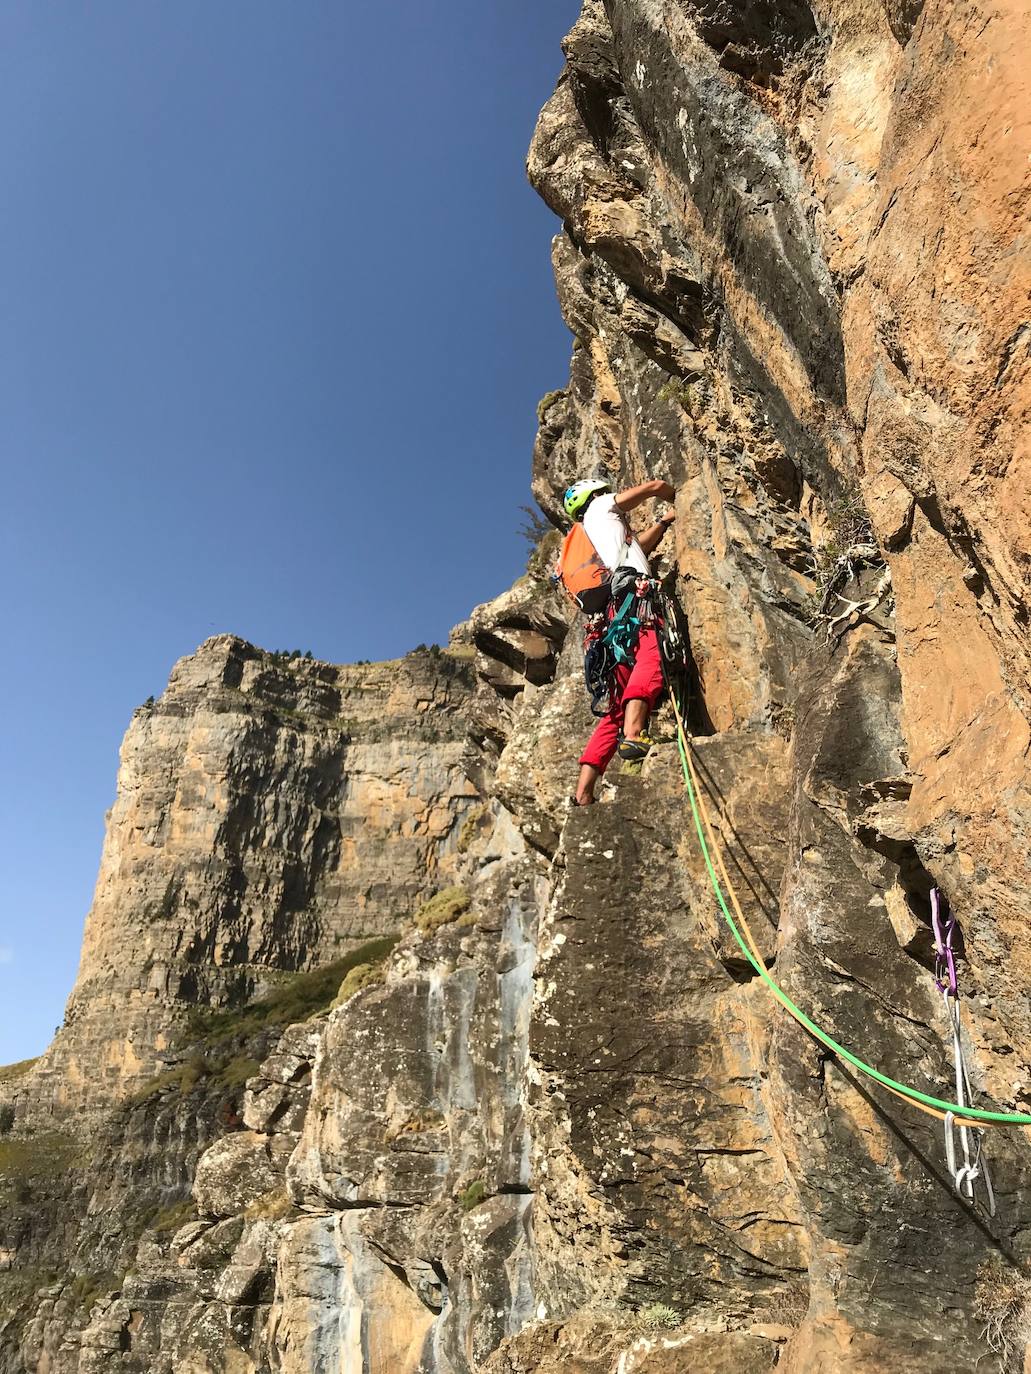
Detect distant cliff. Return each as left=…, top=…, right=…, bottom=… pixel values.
left=3, top=1, right=1031, bottom=1371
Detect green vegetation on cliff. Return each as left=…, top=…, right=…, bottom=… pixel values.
left=188, top=936, right=399, bottom=1040
left=414, top=886, right=472, bottom=933
left=0, top=1131, right=79, bottom=1188
left=136, top=937, right=399, bottom=1103
left=0, top=1057, right=40, bottom=1083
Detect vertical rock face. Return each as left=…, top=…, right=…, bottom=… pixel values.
left=3, top=2, right=1031, bottom=1372
left=29, top=636, right=480, bottom=1116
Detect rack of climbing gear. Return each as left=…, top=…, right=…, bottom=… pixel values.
left=931, top=888, right=996, bottom=1213
left=662, top=677, right=1031, bottom=1187
left=654, top=582, right=691, bottom=690
left=582, top=576, right=660, bottom=717
left=582, top=613, right=614, bottom=716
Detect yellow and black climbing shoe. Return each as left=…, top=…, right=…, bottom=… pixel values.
left=616, top=731, right=656, bottom=762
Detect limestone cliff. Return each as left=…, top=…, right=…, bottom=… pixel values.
left=3, top=1, right=1031, bottom=1371
left=26, top=636, right=480, bottom=1118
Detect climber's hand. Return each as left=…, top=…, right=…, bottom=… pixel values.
left=615, top=479, right=676, bottom=513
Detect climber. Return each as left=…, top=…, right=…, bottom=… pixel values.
left=563, top=478, right=676, bottom=806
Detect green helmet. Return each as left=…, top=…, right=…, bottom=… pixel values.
left=563, top=479, right=610, bottom=520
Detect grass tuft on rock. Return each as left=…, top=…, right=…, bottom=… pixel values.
left=526, top=527, right=562, bottom=584
left=809, top=489, right=875, bottom=592
left=975, top=1257, right=1031, bottom=1368
left=657, top=378, right=695, bottom=412
left=456, top=804, right=487, bottom=855
left=638, top=1303, right=682, bottom=1330
left=67, top=1271, right=120, bottom=1316
left=0, top=1268, right=60, bottom=1342
left=414, top=887, right=471, bottom=934
left=458, top=1178, right=487, bottom=1212
left=389, top=1107, right=446, bottom=1140
left=244, top=1189, right=295, bottom=1221
left=536, top=389, right=565, bottom=424
left=334, top=961, right=383, bottom=1006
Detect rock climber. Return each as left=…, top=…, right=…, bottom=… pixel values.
left=565, top=478, right=676, bottom=806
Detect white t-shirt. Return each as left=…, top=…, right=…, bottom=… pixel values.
left=583, top=492, right=651, bottom=576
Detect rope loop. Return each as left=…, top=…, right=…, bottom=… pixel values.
left=668, top=686, right=1031, bottom=1133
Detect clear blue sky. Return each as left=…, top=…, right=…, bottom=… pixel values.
left=0, top=0, right=580, bottom=1063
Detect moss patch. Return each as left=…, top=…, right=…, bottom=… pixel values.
left=414, top=887, right=471, bottom=934
left=458, top=1178, right=487, bottom=1212
left=536, top=389, right=565, bottom=424
left=456, top=805, right=487, bottom=854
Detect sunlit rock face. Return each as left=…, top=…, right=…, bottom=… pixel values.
left=4, top=0, right=1031, bottom=1370
left=27, top=635, right=480, bottom=1116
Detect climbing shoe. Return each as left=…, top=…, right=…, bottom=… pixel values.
left=616, top=731, right=656, bottom=762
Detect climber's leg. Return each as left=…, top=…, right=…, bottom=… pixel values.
left=575, top=661, right=631, bottom=797
left=616, top=627, right=665, bottom=760
left=573, top=762, right=601, bottom=806
left=623, top=697, right=649, bottom=742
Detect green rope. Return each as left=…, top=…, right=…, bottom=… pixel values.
left=673, top=703, right=1031, bottom=1128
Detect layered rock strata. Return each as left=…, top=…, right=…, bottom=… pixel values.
left=3, top=0, right=1031, bottom=1370
left=24, top=636, right=480, bottom=1117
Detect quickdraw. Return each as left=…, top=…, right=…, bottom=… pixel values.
left=932, top=888, right=996, bottom=1214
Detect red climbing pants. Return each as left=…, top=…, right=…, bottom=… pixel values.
left=579, top=624, right=665, bottom=773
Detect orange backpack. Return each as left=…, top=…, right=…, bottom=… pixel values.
left=555, top=524, right=612, bottom=614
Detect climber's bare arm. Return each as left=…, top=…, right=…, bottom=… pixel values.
left=614, top=479, right=675, bottom=514
left=638, top=512, right=676, bottom=557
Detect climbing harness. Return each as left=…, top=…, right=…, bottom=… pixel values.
left=604, top=588, right=648, bottom=666
left=932, top=888, right=996, bottom=1213
left=665, top=682, right=1031, bottom=1139
left=582, top=579, right=657, bottom=717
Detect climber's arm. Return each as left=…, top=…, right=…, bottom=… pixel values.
left=638, top=511, right=676, bottom=557
left=614, top=479, right=675, bottom=514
